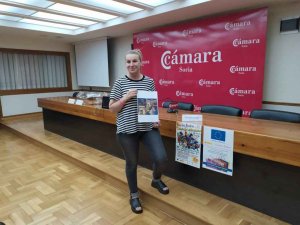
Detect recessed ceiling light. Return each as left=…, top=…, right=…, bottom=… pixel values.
left=49, top=3, right=117, bottom=21
left=20, top=18, right=80, bottom=30
left=32, top=12, right=97, bottom=26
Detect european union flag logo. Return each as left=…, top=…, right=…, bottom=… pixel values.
left=211, top=129, right=226, bottom=142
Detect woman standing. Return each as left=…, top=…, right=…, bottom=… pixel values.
left=109, top=49, right=169, bottom=214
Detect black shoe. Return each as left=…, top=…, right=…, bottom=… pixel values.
left=129, top=198, right=143, bottom=214
left=151, top=180, right=169, bottom=195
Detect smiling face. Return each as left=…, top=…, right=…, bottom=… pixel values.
left=126, top=53, right=142, bottom=78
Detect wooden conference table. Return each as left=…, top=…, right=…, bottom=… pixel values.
left=38, top=96, right=300, bottom=167
left=38, top=96, right=300, bottom=224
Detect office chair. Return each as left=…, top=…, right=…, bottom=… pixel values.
left=201, top=104, right=243, bottom=117
left=162, top=101, right=173, bottom=108
left=250, top=109, right=300, bottom=123
left=178, top=102, right=194, bottom=111
left=162, top=101, right=194, bottom=112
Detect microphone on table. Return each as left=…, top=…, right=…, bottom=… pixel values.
left=167, top=102, right=178, bottom=113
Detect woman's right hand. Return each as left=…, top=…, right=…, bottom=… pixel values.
left=124, top=89, right=137, bottom=101
left=109, top=89, right=138, bottom=113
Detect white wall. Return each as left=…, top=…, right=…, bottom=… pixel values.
left=1, top=92, right=73, bottom=116
left=108, top=35, right=133, bottom=86
left=263, top=2, right=300, bottom=112
left=262, top=104, right=300, bottom=114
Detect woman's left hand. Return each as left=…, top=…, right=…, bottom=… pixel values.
left=153, top=120, right=161, bottom=128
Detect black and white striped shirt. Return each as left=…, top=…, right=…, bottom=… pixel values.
left=110, top=75, right=155, bottom=134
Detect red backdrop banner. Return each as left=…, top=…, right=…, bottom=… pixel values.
left=133, top=8, right=268, bottom=116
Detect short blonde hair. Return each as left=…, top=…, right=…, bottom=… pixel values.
left=126, top=49, right=143, bottom=61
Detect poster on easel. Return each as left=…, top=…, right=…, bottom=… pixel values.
left=175, top=115, right=202, bottom=168
left=202, top=126, right=234, bottom=176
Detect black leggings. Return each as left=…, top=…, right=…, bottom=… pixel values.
left=117, top=129, right=168, bottom=194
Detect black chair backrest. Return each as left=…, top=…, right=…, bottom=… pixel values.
left=201, top=104, right=243, bottom=117
left=250, top=109, right=300, bottom=123
left=162, top=101, right=172, bottom=108
left=178, top=102, right=194, bottom=111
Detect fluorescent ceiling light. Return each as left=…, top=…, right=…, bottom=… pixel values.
left=20, top=18, right=80, bottom=29
left=5, top=0, right=54, bottom=8
left=78, top=0, right=143, bottom=14
left=0, top=15, right=21, bottom=21
left=32, top=12, right=97, bottom=26
left=0, top=4, right=35, bottom=15
left=134, top=0, right=210, bottom=7
left=133, top=0, right=176, bottom=7
left=49, top=3, right=117, bottom=21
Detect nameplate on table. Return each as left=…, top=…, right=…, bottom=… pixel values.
left=75, top=99, right=84, bottom=105
left=68, top=98, right=76, bottom=104
left=182, top=114, right=203, bottom=122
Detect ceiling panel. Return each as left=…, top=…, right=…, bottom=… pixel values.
left=0, top=0, right=294, bottom=42
left=0, top=0, right=183, bottom=33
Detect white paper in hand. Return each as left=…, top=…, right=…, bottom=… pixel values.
left=137, top=91, right=159, bottom=122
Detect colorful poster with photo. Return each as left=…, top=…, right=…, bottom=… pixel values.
left=202, top=126, right=234, bottom=176
left=137, top=91, right=159, bottom=122
left=175, top=121, right=201, bottom=168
